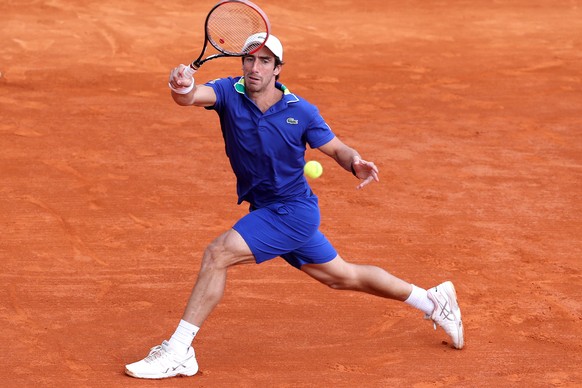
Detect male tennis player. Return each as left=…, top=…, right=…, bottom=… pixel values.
left=125, top=33, right=464, bottom=379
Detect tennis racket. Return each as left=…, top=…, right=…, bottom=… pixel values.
left=183, top=0, right=271, bottom=78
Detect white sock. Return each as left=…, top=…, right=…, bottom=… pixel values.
left=404, top=284, right=435, bottom=316
left=168, top=319, right=200, bottom=354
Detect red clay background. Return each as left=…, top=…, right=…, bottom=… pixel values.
left=1, top=0, right=581, bottom=386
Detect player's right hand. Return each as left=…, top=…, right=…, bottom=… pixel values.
left=169, top=64, right=194, bottom=90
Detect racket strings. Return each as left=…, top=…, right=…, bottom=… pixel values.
left=207, top=3, right=267, bottom=55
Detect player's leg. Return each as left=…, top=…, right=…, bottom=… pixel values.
left=125, top=228, right=254, bottom=379
left=181, top=228, right=255, bottom=326
left=301, top=254, right=413, bottom=300
left=300, top=255, right=464, bottom=349
left=126, top=199, right=321, bottom=379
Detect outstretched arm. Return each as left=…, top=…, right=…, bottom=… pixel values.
left=317, top=137, right=379, bottom=190
left=168, top=64, right=217, bottom=107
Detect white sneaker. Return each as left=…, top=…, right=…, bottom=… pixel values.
left=125, top=340, right=198, bottom=379
left=427, top=281, right=464, bottom=349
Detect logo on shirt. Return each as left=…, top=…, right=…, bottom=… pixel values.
left=286, top=117, right=299, bottom=125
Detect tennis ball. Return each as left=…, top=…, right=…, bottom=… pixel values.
left=304, top=160, right=323, bottom=179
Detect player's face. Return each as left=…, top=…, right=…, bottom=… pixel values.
left=242, top=46, right=281, bottom=93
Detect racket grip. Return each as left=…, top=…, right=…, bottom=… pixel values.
left=183, top=65, right=198, bottom=78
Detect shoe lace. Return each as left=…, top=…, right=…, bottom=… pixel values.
left=423, top=313, right=437, bottom=330
left=144, top=345, right=166, bottom=363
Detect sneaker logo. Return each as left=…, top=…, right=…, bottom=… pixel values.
left=286, top=117, right=299, bottom=125
left=172, top=354, right=194, bottom=371
left=437, top=299, right=455, bottom=321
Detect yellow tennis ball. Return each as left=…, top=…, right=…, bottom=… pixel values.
left=304, top=160, right=323, bottom=179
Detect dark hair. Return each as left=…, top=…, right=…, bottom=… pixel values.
left=274, top=57, right=284, bottom=81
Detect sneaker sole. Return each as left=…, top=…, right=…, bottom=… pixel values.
left=125, top=366, right=198, bottom=379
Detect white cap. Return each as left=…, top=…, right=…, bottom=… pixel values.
left=242, top=33, right=283, bottom=61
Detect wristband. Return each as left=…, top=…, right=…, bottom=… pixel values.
left=169, top=78, right=195, bottom=94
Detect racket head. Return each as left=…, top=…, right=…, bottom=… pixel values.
left=204, top=0, right=271, bottom=56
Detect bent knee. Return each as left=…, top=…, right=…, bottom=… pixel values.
left=201, top=241, right=230, bottom=271
left=200, top=233, right=255, bottom=271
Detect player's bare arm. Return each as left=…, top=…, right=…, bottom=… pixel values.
left=318, top=137, right=380, bottom=189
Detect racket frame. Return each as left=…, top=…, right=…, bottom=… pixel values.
left=190, top=0, right=270, bottom=72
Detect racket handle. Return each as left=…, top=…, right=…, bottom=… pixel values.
left=183, top=64, right=198, bottom=79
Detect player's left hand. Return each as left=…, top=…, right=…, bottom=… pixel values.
left=352, top=156, right=379, bottom=190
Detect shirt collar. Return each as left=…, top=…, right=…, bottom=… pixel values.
left=234, top=77, right=299, bottom=104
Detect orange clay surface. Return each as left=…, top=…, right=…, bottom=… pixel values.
left=1, top=1, right=581, bottom=387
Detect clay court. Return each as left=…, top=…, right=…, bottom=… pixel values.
left=1, top=0, right=581, bottom=386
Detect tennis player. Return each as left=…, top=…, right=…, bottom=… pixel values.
left=125, top=33, right=464, bottom=379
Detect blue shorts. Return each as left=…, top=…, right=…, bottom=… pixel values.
left=233, top=196, right=337, bottom=269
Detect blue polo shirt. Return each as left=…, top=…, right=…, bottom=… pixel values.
left=204, top=77, right=335, bottom=208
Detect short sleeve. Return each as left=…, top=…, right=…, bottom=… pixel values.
left=203, top=77, right=233, bottom=112
left=306, top=108, right=335, bottom=149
